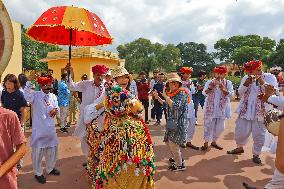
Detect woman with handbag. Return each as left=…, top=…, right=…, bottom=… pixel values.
left=153, top=72, right=190, bottom=172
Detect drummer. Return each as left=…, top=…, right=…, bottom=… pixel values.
left=244, top=85, right=284, bottom=189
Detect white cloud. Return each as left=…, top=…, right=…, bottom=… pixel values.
left=3, top=0, right=284, bottom=52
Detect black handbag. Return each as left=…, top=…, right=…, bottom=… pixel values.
left=166, top=109, right=185, bottom=131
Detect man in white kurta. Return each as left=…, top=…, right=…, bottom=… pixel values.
left=67, top=65, right=108, bottom=157
left=227, top=60, right=278, bottom=164
left=201, top=66, right=234, bottom=151
left=24, top=76, right=60, bottom=184
left=180, top=67, right=199, bottom=150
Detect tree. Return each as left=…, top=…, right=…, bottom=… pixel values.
left=22, top=27, right=62, bottom=71
left=214, top=35, right=276, bottom=62
left=117, top=38, right=180, bottom=73
left=268, top=39, right=284, bottom=68
left=176, top=42, right=215, bottom=75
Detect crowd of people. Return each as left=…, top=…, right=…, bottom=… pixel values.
left=0, top=60, right=284, bottom=189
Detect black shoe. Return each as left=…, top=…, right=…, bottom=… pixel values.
left=48, top=168, right=60, bottom=176
left=252, top=155, right=262, bottom=164
left=243, top=182, right=257, bottom=189
left=35, top=175, right=46, bottom=184
left=16, top=163, right=22, bottom=171
left=168, top=164, right=186, bottom=172
left=169, top=158, right=175, bottom=164
left=60, top=128, right=68, bottom=133
left=168, top=158, right=185, bottom=166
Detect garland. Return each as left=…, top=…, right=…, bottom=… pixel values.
left=166, top=87, right=190, bottom=102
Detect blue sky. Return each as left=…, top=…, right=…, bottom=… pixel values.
left=3, top=0, right=284, bottom=52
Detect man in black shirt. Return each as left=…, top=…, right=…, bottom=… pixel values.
left=153, top=73, right=165, bottom=125
left=192, top=70, right=207, bottom=125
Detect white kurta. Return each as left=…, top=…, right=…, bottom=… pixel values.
left=84, top=94, right=105, bottom=132
left=202, top=79, right=234, bottom=142
left=24, top=81, right=59, bottom=148
left=234, top=73, right=278, bottom=155
left=68, top=78, right=104, bottom=138
left=237, top=73, right=278, bottom=120
left=181, top=79, right=196, bottom=141
left=203, top=79, right=234, bottom=119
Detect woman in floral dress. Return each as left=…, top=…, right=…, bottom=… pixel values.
left=153, top=72, right=189, bottom=172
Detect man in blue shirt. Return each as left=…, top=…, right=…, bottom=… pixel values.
left=58, top=73, right=70, bottom=133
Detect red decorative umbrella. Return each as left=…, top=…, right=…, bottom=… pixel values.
left=27, top=6, right=112, bottom=65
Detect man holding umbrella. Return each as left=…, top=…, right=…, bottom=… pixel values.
left=67, top=65, right=108, bottom=161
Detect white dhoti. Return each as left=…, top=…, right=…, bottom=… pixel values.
left=235, top=118, right=266, bottom=155
left=265, top=168, right=284, bottom=189
left=32, top=146, right=58, bottom=176
left=203, top=118, right=225, bottom=142
left=73, top=109, right=89, bottom=156
left=187, top=102, right=196, bottom=142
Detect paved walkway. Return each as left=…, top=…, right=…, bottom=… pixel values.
left=18, top=101, right=274, bottom=189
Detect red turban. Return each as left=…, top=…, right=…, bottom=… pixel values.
left=37, top=77, right=52, bottom=86
left=180, top=67, right=193, bottom=74
left=214, top=66, right=228, bottom=74
left=244, top=60, right=262, bottom=73
left=92, top=65, right=109, bottom=74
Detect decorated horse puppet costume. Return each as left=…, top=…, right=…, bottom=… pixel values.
left=85, top=66, right=155, bottom=189
left=201, top=66, right=234, bottom=151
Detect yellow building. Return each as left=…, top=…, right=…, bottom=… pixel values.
left=41, top=47, right=125, bottom=81
left=1, top=21, right=22, bottom=79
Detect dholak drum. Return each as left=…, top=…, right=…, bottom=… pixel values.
left=0, top=1, right=14, bottom=75
left=264, top=109, right=282, bottom=136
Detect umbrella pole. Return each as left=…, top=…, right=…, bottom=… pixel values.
left=67, top=29, right=72, bottom=81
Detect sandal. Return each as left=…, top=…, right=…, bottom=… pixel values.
left=227, top=148, right=244, bottom=155
left=211, top=143, right=223, bottom=150
left=252, top=155, right=262, bottom=164
left=201, top=145, right=208, bottom=151
left=186, top=142, right=200, bottom=150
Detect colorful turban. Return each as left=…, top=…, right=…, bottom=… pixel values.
left=244, top=60, right=262, bottom=73
left=180, top=67, right=193, bottom=74
left=37, top=77, right=52, bottom=86
left=214, top=66, right=228, bottom=74
left=92, top=65, right=109, bottom=74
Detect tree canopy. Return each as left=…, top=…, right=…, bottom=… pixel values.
left=214, top=35, right=275, bottom=67
left=117, top=38, right=180, bottom=73
left=176, top=42, right=215, bottom=75
left=268, top=39, right=284, bottom=68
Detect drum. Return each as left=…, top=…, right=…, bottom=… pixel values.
left=0, top=1, right=14, bottom=75
left=264, top=109, right=282, bottom=136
